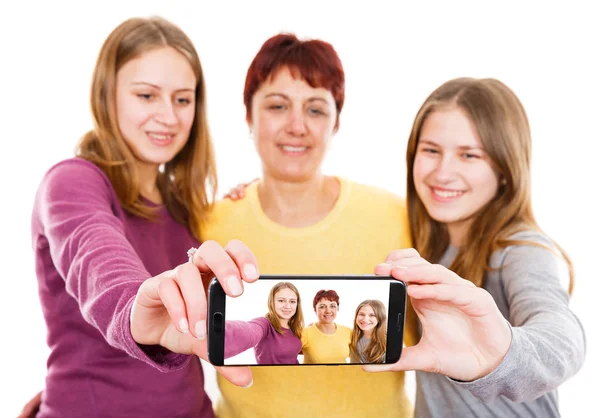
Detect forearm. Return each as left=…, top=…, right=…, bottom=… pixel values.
left=454, top=314, right=585, bottom=403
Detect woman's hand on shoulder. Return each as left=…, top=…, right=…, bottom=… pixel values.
left=223, top=178, right=258, bottom=201
left=365, top=248, right=512, bottom=382
left=130, top=239, right=260, bottom=387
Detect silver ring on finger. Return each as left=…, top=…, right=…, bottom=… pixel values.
left=187, top=247, right=198, bottom=263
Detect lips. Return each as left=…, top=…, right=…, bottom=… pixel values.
left=429, top=186, right=466, bottom=202
left=147, top=131, right=176, bottom=146
left=278, top=144, right=309, bottom=155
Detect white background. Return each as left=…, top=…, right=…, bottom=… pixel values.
left=1, top=1, right=598, bottom=416
left=223, top=278, right=391, bottom=365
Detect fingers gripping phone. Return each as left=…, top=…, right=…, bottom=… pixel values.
left=207, top=275, right=406, bottom=366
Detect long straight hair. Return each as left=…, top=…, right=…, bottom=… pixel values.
left=266, top=282, right=304, bottom=339
left=76, top=16, right=217, bottom=240
left=349, top=300, right=387, bottom=363
left=406, top=78, right=574, bottom=292
left=404, top=78, right=575, bottom=346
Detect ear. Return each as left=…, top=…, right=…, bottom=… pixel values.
left=246, top=118, right=254, bottom=140
left=333, top=113, right=340, bottom=133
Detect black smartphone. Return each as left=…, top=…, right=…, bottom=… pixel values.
left=207, top=274, right=406, bottom=366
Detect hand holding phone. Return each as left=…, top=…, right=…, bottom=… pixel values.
left=365, top=249, right=512, bottom=382
left=207, top=275, right=406, bottom=366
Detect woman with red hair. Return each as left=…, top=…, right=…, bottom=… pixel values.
left=202, top=33, right=413, bottom=418
left=301, top=289, right=352, bottom=364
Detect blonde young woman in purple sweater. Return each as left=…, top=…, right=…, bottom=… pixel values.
left=24, top=16, right=257, bottom=418
left=225, top=282, right=304, bottom=365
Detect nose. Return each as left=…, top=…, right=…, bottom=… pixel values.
left=285, top=107, right=307, bottom=136
left=154, top=98, right=178, bottom=126
left=432, top=154, right=458, bottom=183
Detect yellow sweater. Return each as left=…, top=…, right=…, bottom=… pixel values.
left=201, top=178, right=413, bottom=418
left=301, top=323, right=352, bottom=364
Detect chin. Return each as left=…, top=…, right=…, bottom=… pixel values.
left=424, top=207, right=467, bottom=224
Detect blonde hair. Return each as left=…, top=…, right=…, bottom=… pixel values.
left=266, top=282, right=304, bottom=339
left=76, top=16, right=217, bottom=240
left=349, top=300, right=387, bottom=363
left=404, top=78, right=575, bottom=344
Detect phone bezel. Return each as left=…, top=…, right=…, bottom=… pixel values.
left=207, top=274, right=406, bottom=366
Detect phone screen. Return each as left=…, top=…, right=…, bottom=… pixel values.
left=208, top=275, right=405, bottom=366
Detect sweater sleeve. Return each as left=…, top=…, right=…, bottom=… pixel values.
left=452, top=239, right=586, bottom=402
left=224, top=318, right=269, bottom=358
left=33, top=159, right=190, bottom=371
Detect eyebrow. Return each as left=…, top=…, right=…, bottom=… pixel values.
left=419, top=139, right=483, bottom=151
left=131, top=82, right=195, bottom=93
left=264, top=93, right=329, bottom=104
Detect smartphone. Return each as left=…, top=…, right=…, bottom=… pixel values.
left=207, top=275, right=406, bottom=366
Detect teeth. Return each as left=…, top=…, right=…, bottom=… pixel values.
left=148, top=133, right=173, bottom=141
left=282, top=145, right=307, bottom=152
left=433, top=189, right=463, bottom=198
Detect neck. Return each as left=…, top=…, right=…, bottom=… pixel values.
left=317, top=322, right=336, bottom=334
left=278, top=317, right=290, bottom=328
left=362, top=330, right=373, bottom=339
left=447, top=220, right=471, bottom=247
left=257, top=174, right=340, bottom=227
left=137, top=161, right=162, bottom=204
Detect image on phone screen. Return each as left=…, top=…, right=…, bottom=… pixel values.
left=207, top=275, right=405, bottom=366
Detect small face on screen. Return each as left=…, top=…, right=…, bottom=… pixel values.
left=356, top=305, right=378, bottom=333
left=274, top=288, right=298, bottom=320
left=219, top=278, right=395, bottom=366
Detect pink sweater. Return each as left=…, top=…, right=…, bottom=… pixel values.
left=225, top=317, right=302, bottom=365
left=31, top=158, right=213, bottom=417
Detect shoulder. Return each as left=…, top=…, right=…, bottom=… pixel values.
left=204, top=184, right=256, bottom=224
left=338, top=324, right=353, bottom=336
left=42, top=157, right=110, bottom=185
left=36, top=157, right=116, bottom=205
left=342, top=179, right=407, bottom=216
left=303, top=323, right=318, bottom=335
left=492, top=228, right=570, bottom=290
left=251, top=316, right=270, bottom=326
left=344, top=179, right=406, bottom=206
left=249, top=317, right=272, bottom=333
left=493, top=229, right=561, bottom=265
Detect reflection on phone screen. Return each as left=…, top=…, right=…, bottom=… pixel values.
left=222, top=279, right=393, bottom=366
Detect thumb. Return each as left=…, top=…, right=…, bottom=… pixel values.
left=215, top=366, right=254, bottom=388
left=362, top=345, right=434, bottom=373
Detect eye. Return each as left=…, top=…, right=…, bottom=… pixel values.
left=176, top=97, right=192, bottom=105
left=137, top=93, right=153, bottom=100
left=462, top=152, right=480, bottom=159
left=268, top=104, right=285, bottom=111
left=308, top=107, right=325, bottom=116
left=420, top=147, right=438, bottom=154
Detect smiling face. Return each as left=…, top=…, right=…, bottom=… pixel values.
left=115, top=46, right=196, bottom=172
left=355, top=304, right=378, bottom=335
left=248, top=67, right=337, bottom=183
left=315, top=298, right=338, bottom=325
left=273, top=287, right=298, bottom=321
left=412, top=107, right=500, bottom=243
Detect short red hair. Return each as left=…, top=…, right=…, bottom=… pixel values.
left=243, top=33, right=345, bottom=125
left=313, top=289, right=340, bottom=310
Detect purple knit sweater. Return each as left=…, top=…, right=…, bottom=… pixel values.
left=31, top=158, right=213, bottom=418
left=225, top=317, right=302, bottom=365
